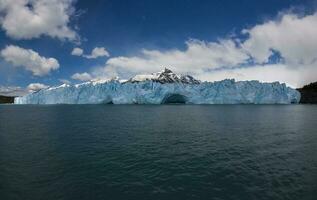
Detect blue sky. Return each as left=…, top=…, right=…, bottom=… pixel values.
left=0, top=0, right=317, bottom=94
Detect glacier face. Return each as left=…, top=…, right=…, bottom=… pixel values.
left=15, top=78, right=301, bottom=105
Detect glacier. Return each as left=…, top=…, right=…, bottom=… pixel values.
left=14, top=69, right=301, bottom=104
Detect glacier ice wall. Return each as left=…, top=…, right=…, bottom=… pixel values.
left=15, top=79, right=301, bottom=104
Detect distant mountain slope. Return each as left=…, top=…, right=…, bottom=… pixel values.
left=297, top=82, right=317, bottom=104
left=0, top=95, right=15, bottom=104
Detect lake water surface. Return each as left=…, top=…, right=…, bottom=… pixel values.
left=0, top=105, right=316, bottom=200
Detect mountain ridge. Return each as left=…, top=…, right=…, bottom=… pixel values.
left=128, top=68, right=201, bottom=84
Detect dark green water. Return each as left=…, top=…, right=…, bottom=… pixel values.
left=0, top=105, right=316, bottom=200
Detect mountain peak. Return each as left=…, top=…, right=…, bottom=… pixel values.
left=161, top=68, right=173, bottom=74
left=128, top=68, right=201, bottom=84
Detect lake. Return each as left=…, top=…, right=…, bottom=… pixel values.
left=0, top=105, right=316, bottom=200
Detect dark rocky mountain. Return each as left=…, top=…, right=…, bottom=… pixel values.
left=297, top=82, right=317, bottom=104
left=0, top=95, right=15, bottom=104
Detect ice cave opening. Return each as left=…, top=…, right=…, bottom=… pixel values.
left=101, top=98, right=114, bottom=104
left=162, top=94, right=187, bottom=104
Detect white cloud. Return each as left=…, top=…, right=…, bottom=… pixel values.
left=71, top=47, right=83, bottom=56
left=95, top=39, right=248, bottom=78
left=27, top=83, right=49, bottom=92
left=0, top=86, right=28, bottom=96
left=0, top=0, right=78, bottom=41
left=84, top=47, right=110, bottom=59
left=242, top=12, right=317, bottom=65
left=71, top=72, right=92, bottom=81
left=59, top=79, right=71, bottom=84
left=91, top=11, right=317, bottom=87
left=0, top=83, right=49, bottom=96
left=1, top=45, right=60, bottom=76
left=72, top=47, right=110, bottom=59
left=197, top=64, right=317, bottom=88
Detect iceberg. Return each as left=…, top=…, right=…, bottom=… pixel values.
left=15, top=68, right=301, bottom=104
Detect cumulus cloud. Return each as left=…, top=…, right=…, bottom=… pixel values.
left=59, top=79, right=71, bottom=84
left=0, top=86, right=28, bottom=96
left=71, top=72, right=92, bottom=81
left=0, top=0, right=78, bottom=41
left=27, top=83, right=49, bottom=92
left=196, top=64, right=317, bottom=88
left=242, top=12, right=317, bottom=66
left=84, top=47, right=110, bottom=59
left=71, top=47, right=83, bottom=56
left=94, top=39, right=248, bottom=78
left=91, top=11, right=317, bottom=87
left=71, top=47, right=110, bottom=59
left=1, top=45, right=60, bottom=76
left=0, top=83, right=49, bottom=96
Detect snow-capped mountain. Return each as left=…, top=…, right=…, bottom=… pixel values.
left=15, top=69, right=301, bottom=104
left=128, top=68, right=200, bottom=84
